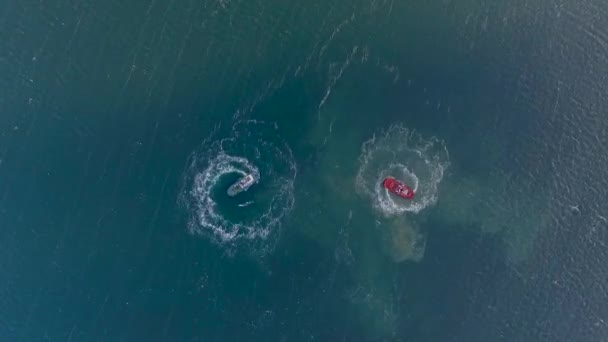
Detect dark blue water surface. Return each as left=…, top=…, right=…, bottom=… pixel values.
left=1, top=0, right=607, bottom=341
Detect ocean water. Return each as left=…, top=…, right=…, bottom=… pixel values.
left=1, top=0, right=608, bottom=341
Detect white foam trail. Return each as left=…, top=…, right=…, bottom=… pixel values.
left=191, top=153, right=261, bottom=241
left=356, top=124, right=449, bottom=216
left=182, top=120, right=297, bottom=247
left=238, top=201, right=254, bottom=208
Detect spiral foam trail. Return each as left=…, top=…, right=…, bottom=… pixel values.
left=182, top=120, right=297, bottom=248
left=356, top=124, right=449, bottom=216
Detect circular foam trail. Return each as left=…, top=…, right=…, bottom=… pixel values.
left=182, top=120, right=297, bottom=248
left=356, top=124, right=449, bottom=216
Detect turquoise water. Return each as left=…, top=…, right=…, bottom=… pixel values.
left=2, top=0, right=608, bottom=340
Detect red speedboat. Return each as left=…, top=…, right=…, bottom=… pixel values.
left=383, top=177, right=415, bottom=199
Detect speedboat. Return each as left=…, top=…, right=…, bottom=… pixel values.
left=227, top=174, right=256, bottom=197
left=383, top=177, right=415, bottom=199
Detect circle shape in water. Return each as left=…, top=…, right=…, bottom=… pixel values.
left=356, top=124, right=449, bottom=216
left=182, top=120, right=297, bottom=248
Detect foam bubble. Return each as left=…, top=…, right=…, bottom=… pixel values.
left=356, top=124, right=449, bottom=216
left=182, top=120, right=297, bottom=248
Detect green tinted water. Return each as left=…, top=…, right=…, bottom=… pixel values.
left=1, top=0, right=580, bottom=340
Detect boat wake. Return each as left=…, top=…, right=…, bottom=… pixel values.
left=181, top=120, right=297, bottom=248
left=356, top=124, right=449, bottom=216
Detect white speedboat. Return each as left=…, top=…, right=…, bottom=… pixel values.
left=227, top=174, right=256, bottom=196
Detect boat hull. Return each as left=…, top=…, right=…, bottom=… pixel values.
left=227, top=174, right=255, bottom=197
left=382, top=177, right=415, bottom=199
